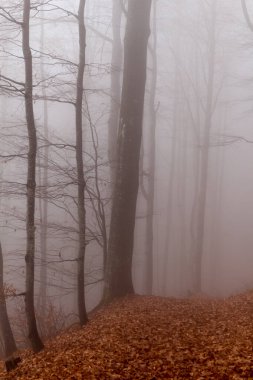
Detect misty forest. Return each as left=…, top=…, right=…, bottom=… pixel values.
left=1, top=0, right=253, bottom=378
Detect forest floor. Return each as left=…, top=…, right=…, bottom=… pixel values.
left=1, top=293, right=253, bottom=379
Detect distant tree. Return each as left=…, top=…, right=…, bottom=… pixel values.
left=143, top=0, right=158, bottom=294
left=162, top=66, right=179, bottom=295
left=192, top=0, right=217, bottom=293
left=104, top=0, right=152, bottom=301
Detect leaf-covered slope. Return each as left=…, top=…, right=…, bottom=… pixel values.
left=1, top=293, right=253, bottom=379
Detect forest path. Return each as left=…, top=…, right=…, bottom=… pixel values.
left=1, top=293, right=253, bottom=379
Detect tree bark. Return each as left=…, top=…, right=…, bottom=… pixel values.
left=104, top=0, right=152, bottom=301
left=75, top=0, right=88, bottom=325
left=22, top=0, right=44, bottom=352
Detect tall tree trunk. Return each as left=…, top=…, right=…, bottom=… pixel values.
left=108, top=0, right=123, bottom=186
left=144, top=0, right=157, bottom=295
left=162, top=73, right=179, bottom=295
left=37, top=0, right=49, bottom=319
left=177, top=104, right=188, bottom=295
left=23, top=0, right=44, bottom=352
left=104, top=0, right=152, bottom=301
left=0, top=242, right=17, bottom=358
left=208, top=108, right=226, bottom=292
left=192, top=1, right=216, bottom=293
left=189, top=19, right=201, bottom=295
left=102, top=0, right=123, bottom=279
left=76, top=0, right=88, bottom=325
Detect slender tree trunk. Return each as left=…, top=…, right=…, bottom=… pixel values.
left=178, top=104, right=188, bottom=295
left=192, top=1, right=216, bottom=293
left=108, top=0, right=123, bottom=186
left=208, top=108, right=226, bottom=292
left=189, top=20, right=201, bottom=294
left=162, top=75, right=178, bottom=295
left=144, top=0, right=157, bottom=295
left=0, top=242, right=17, bottom=358
left=76, top=0, right=88, bottom=325
left=37, top=0, right=48, bottom=318
left=104, top=0, right=152, bottom=301
left=23, top=0, right=44, bottom=352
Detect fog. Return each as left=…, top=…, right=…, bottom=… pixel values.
left=1, top=0, right=253, bottom=354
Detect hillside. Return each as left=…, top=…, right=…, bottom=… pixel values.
left=1, top=294, right=253, bottom=379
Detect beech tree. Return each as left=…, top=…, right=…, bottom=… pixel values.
left=37, top=0, right=49, bottom=322
left=22, top=0, right=44, bottom=352
left=104, top=0, right=152, bottom=301
left=75, top=0, right=88, bottom=325
left=0, top=0, right=43, bottom=352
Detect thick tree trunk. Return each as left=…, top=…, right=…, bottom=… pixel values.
left=0, top=242, right=17, bottom=358
left=108, top=0, right=122, bottom=186
left=76, top=0, right=88, bottom=325
left=22, top=0, right=44, bottom=353
left=104, top=0, right=152, bottom=301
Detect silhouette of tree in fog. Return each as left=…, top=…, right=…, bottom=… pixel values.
left=104, top=0, right=152, bottom=301
left=143, top=0, right=158, bottom=294
left=192, top=0, right=217, bottom=293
